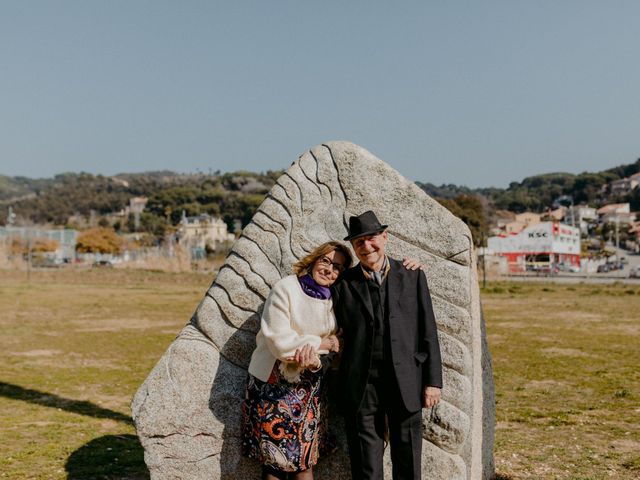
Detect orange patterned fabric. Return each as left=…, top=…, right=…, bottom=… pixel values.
left=241, top=361, right=328, bottom=472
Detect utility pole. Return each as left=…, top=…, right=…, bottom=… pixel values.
left=26, top=232, right=32, bottom=283
left=7, top=206, right=16, bottom=226
left=480, top=232, right=486, bottom=289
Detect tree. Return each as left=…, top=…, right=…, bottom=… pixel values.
left=8, top=237, right=58, bottom=255
left=76, top=227, right=123, bottom=254
left=437, top=194, right=488, bottom=246
left=31, top=238, right=59, bottom=253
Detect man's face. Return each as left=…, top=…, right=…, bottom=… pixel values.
left=351, top=230, right=388, bottom=270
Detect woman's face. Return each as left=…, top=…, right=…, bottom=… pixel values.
left=310, top=249, right=347, bottom=287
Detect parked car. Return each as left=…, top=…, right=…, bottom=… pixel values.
left=630, top=266, right=640, bottom=278
left=536, top=264, right=558, bottom=275
left=557, top=263, right=580, bottom=273
left=607, top=261, right=624, bottom=271
left=92, top=260, right=113, bottom=268
left=597, top=264, right=610, bottom=273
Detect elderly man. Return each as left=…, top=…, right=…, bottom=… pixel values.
left=332, top=210, right=442, bottom=480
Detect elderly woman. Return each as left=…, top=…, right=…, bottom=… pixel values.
left=242, top=241, right=352, bottom=480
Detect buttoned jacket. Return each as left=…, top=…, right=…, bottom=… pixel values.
left=331, top=257, right=442, bottom=413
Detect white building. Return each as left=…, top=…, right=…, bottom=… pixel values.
left=488, top=222, right=581, bottom=273
left=597, top=203, right=636, bottom=225
left=564, top=205, right=597, bottom=235
left=609, top=175, right=639, bottom=196
left=177, top=212, right=234, bottom=256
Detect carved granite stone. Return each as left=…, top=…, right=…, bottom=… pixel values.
left=132, top=141, right=495, bottom=479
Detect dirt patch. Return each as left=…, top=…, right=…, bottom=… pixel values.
left=524, top=379, right=567, bottom=390
left=552, top=310, right=604, bottom=322
left=610, top=438, right=640, bottom=453
left=159, top=328, right=182, bottom=335
left=541, top=347, right=591, bottom=357
left=498, top=321, right=529, bottom=329
left=11, top=349, right=63, bottom=357
left=608, top=323, right=640, bottom=335
left=17, top=421, right=59, bottom=427
left=71, top=318, right=181, bottom=332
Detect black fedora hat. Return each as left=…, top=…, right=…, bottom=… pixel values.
left=344, top=211, right=388, bottom=241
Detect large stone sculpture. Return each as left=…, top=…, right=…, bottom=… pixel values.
left=132, top=141, right=495, bottom=479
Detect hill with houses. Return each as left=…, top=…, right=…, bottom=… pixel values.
left=1, top=157, right=639, bottom=269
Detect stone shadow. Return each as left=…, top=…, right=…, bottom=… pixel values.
left=65, top=434, right=149, bottom=479
left=1, top=381, right=148, bottom=478
left=0, top=381, right=132, bottom=425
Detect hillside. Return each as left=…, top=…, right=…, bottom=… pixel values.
left=0, top=170, right=282, bottom=236
left=1, top=157, right=638, bottom=244
left=417, top=158, right=640, bottom=213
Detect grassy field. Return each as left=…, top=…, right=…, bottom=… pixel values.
left=0, top=270, right=638, bottom=479
left=484, top=282, right=640, bottom=479
left=0, top=269, right=208, bottom=479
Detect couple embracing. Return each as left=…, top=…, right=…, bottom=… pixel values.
left=242, top=211, right=443, bottom=480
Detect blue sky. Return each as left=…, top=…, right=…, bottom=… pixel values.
left=1, top=1, right=639, bottom=187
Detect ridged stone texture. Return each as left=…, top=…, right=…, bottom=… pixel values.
left=132, top=141, right=495, bottom=479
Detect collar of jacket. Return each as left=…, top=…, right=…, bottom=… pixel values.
left=359, top=255, right=390, bottom=282
left=351, top=257, right=401, bottom=322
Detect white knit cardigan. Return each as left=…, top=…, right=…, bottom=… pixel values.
left=247, top=275, right=336, bottom=382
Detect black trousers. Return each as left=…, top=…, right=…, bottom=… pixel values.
left=344, top=371, right=423, bottom=480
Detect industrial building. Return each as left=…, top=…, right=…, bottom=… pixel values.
left=488, top=221, right=580, bottom=273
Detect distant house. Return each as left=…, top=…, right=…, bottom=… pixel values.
left=545, top=207, right=566, bottom=222
left=504, top=221, right=526, bottom=235
left=491, top=210, right=516, bottom=235
left=177, top=212, right=235, bottom=257
left=597, top=203, right=636, bottom=225
left=609, top=175, right=639, bottom=197
left=515, top=212, right=542, bottom=225
left=504, top=212, right=541, bottom=235
left=128, top=197, right=148, bottom=230
left=564, top=205, right=597, bottom=234
left=129, top=196, right=148, bottom=214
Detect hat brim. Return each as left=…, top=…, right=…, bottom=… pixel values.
left=343, top=226, right=388, bottom=242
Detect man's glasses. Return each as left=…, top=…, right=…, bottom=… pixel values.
left=317, top=255, right=345, bottom=274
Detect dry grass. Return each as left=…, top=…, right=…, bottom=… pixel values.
left=0, top=269, right=211, bottom=479
left=0, top=271, right=638, bottom=479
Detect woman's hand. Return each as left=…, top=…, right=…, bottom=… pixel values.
left=288, top=344, right=321, bottom=370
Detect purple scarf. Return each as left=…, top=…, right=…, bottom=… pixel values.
left=298, top=274, right=331, bottom=300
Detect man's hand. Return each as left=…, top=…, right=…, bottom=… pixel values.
left=402, top=257, right=425, bottom=271
left=423, top=386, right=441, bottom=408
left=319, top=333, right=341, bottom=352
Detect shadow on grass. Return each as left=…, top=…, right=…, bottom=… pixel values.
left=0, top=382, right=149, bottom=478
left=65, top=434, right=149, bottom=479
left=0, top=381, right=132, bottom=425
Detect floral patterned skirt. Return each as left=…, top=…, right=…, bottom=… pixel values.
left=241, top=361, right=328, bottom=472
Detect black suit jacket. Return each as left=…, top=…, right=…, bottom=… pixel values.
left=332, top=257, right=442, bottom=413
